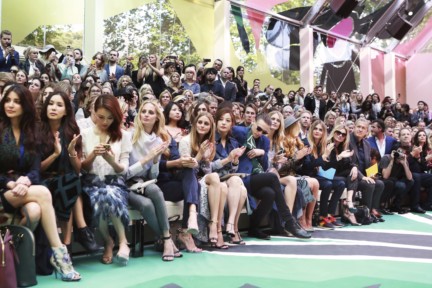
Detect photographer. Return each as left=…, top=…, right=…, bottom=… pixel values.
left=0, top=30, right=20, bottom=72
left=380, top=144, right=414, bottom=214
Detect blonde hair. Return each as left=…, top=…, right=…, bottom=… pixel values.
left=117, top=75, right=132, bottom=89
left=268, top=111, right=284, bottom=151
left=190, top=112, right=216, bottom=160
left=307, top=120, right=327, bottom=158
left=327, top=124, right=350, bottom=152
left=133, top=100, right=170, bottom=144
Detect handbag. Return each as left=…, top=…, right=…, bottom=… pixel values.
left=0, top=228, right=17, bottom=288
left=354, top=206, right=373, bottom=225
left=0, top=225, right=37, bottom=287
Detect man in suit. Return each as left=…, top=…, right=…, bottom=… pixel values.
left=105, top=50, right=124, bottom=81
left=368, top=119, right=397, bottom=157
left=0, top=30, right=19, bottom=72
left=349, top=118, right=385, bottom=221
left=304, top=85, right=326, bottom=120
left=232, top=114, right=310, bottom=240
left=218, top=67, right=237, bottom=102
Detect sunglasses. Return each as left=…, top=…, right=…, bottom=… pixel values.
left=335, top=131, right=347, bottom=137
left=256, top=125, right=268, bottom=135
left=10, top=69, right=18, bottom=73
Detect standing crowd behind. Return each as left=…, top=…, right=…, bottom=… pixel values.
left=1, top=29, right=432, bottom=282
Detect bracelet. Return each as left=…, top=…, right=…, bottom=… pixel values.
left=69, top=153, right=77, bottom=158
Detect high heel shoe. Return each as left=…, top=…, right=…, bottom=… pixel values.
left=176, top=228, right=202, bottom=253
left=75, top=226, right=102, bottom=253
left=186, top=212, right=199, bottom=235
left=344, top=200, right=357, bottom=213
left=116, top=243, right=130, bottom=266
left=50, top=245, right=81, bottom=281
left=225, top=223, right=235, bottom=237
left=229, top=231, right=246, bottom=245
left=342, top=208, right=361, bottom=226
left=208, top=220, right=218, bottom=246
left=213, top=231, right=229, bottom=249
left=101, top=239, right=114, bottom=265
left=161, top=236, right=175, bottom=262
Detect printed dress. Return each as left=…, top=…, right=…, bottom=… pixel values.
left=81, top=127, right=132, bottom=228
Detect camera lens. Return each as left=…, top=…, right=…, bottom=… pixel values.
left=394, top=152, right=400, bottom=159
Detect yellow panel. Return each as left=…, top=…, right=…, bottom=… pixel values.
left=2, top=0, right=84, bottom=43
left=169, top=0, right=214, bottom=58
left=1, top=0, right=155, bottom=43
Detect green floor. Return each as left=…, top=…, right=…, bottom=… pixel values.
left=36, top=213, right=432, bottom=288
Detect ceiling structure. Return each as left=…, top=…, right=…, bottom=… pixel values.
left=229, top=0, right=432, bottom=59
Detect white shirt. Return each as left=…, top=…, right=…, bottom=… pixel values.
left=375, top=136, right=386, bottom=157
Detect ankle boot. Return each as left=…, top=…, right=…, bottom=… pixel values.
left=50, top=245, right=81, bottom=281
left=75, top=227, right=101, bottom=253
left=284, top=218, right=311, bottom=239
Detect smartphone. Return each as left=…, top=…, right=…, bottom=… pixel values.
left=103, top=144, right=111, bottom=150
left=91, top=59, right=96, bottom=65
left=203, top=58, right=211, bottom=62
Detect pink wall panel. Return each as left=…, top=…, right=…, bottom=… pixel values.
left=406, top=53, right=432, bottom=107
left=371, top=52, right=385, bottom=98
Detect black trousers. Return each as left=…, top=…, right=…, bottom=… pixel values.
left=248, top=173, right=293, bottom=229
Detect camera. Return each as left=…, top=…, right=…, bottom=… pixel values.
left=393, top=151, right=400, bottom=159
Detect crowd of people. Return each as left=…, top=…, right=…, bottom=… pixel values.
left=1, top=29, right=432, bottom=283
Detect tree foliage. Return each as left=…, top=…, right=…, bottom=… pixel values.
left=18, top=25, right=83, bottom=53
left=103, top=0, right=201, bottom=66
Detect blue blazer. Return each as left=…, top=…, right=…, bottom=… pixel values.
left=231, top=126, right=270, bottom=192
left=0, top=47, right=19, bottom=72
left=104, top=64, right=124, bottom=80
left=367, top=136, right=397, bottom=157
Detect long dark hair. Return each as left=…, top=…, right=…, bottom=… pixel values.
left=93, top=95, right=123, bottom=142
left=39, top=91, right=82, bottom=158
left=0, top=84, right=38, bottom=154
left=163, top=101, right=186, bottom=128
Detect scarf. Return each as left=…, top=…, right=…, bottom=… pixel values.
left=131, top=131, right=162, bottom=177
left=244, top=129, right=264, bottom=174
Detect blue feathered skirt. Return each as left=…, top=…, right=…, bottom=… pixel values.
left=81, top=174, right=130, bottom=228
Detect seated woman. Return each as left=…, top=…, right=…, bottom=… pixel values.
left=164, top=101, right=189, bottom=143
left=325, top=125, right=360, bottom=226
left=281, top=116, right=319, bottom=231
left=231, top=114, right=311, bottom=239
left=304, top=120, right=346, bottom=229
left=212, top=107, right=247, bottom=244
left=0, top=84, right=80, bottom=281
left=179, top=112, right=227, bottom=247
left=266, top=111, right=300, bottom=225
left=81, top=95, right=131, bottom=266
left=39, top=91, right=100, bottom=253
left=127, top=100, right=182, bottom=261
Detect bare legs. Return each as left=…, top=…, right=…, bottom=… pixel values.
left=19, top=202, right=41, bottom=231
left=226, top=176, right=247, bottom=243
left=99, top=215, right=129, bottom=265
left=205, top=173, right=221, bottom=244
left=304, top=178, right=318, bottom=230
left=279, top=176, right=297, bottom=213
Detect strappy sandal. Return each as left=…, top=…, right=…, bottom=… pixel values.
left=100, top=239, right=114, bottom=264
left=230, top=231, right=246, bottom=245
left=162, top=236, right=174, bottom=262
left=213, top=230, right=229, bottom=249
left=225, top=223, right=235, bottom=237
left=176, top=229, right=203, bottom=253
left=208, top=220, right=218, bottom=246
left=172, top=239, right=183, bottom=258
